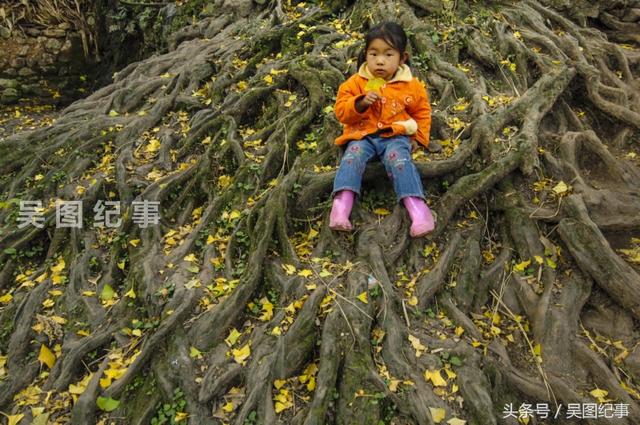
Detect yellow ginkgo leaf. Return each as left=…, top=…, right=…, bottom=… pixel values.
left=533, top=344, right=542, bottom=356
left=357, top=292, right=368, bottom=304
left=319, top=269, right=332, bottom=278
left=259, top=297, right=274, bottom=321
left=408, top=334, right=426, bottom=357
left=365, top=77, right=386, bottom=92
left=552, top=181, right=569, bottom=195
left=129, top=239, right=140, bottom=247
left=51, top=258, right=66, bottom=273
left=232, top=344, right=251, bottom=365
left=297, top=269, right=313, bottom=278
left=282, top=264, right=296, bottom=275
left=274, top=379, right=287, bottom=389
left=38, top=344, right=56, bottom=369
left=424, top=369, right=447, bottom=386
left=189, top=346, right=203, bottom=359
left=124, top=288, right=136, bottom=299
left=589, top=388, right=612, bottom=403
left=225, top=328, right=241, bottom=347
left=275, top=401, right=291, bottom=413
left=222, top=402, right=234, bottom=412
left=447, top=418, right=466, bottom=425
left=1, top=413, right=24, bottom=425
left=373, top=208, right=391, bottom=216
left=175, top=411, right=189, bottom=422
left=513, top=260, right=531, bottom=272
left=429, top=407, right=446, bottom=423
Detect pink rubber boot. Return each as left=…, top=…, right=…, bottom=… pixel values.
left=329, top=190, right=355, bottom=231
left=402, top=196, right=435, bottom=237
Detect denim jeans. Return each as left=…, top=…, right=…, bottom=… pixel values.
left=332, top=134, right=425, bottom=201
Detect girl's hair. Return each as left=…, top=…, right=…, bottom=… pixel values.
left=357, top=21, right=410, bottom=68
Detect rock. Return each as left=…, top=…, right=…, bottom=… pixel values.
left=26, top=56, right=38, bottom=68
left=25, top=28, right=41, bottom=37
left=9, top=57, right=26, bottom=69
left=18, top=46, right=30, bottom=56
left=38, top=53, right=55, bottom=67
left=45, top=38, right=63, bottom=53
left=0, top=78, right=19, bottom=89
left=0, top=27, right=11, bottom=39
left=4, top=68, right=17, bottom=77
left=21, top=83, right=45, bottom=96
left=43, top=29, right=67, bottom=38
left=18, top=67, right=35, bottom=77
left=40, top=65, right=57, bottom=74
left=0, top=88, right=19, bottom=104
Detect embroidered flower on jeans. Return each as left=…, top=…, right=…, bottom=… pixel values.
left=349, top=145, right=361, bottom=154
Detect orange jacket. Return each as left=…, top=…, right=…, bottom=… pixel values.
left=334, top=64, right=431, bottom=147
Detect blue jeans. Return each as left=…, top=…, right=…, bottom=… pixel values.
left=332, top=134, right=425, bottom=201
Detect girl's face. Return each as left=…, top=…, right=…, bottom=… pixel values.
left=365, top=38, right=408, bottom=81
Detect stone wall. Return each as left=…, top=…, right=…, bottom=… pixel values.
left=0, top=23, right=90, bottom=105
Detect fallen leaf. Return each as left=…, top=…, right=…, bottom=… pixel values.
left=96, top=396, right=120, bottom=412
left=175, top=411, right=189, bottom=422
left=408, top=334, right=427, bottom=357
left=298, top=269, right=313, bottom=278
left=190, top=346, right=203, bottom=359
left=1, top=413, right=24, bottom=425
left=429, top=407, right=446, bottom=423
left=513, top=260, right=531, bottom=272
left=552, top=181, right=569, bottom=195
left=373, top=208, right=391, bottom=216
left=357, top=292, right=368, bottom=304
left=38, top=344, right=56, bottom=369
left=100, top=284, right=115, bottom=301
left=590, top=388, right=612, bottom=403
left=282, top=264, right=296, bottom=275
left=232, top=344, right=251, bottom=365
left=424, top=369, right=447, bottom=386
left=225, top=328, right=241, bottom=347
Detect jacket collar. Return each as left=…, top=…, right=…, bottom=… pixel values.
left=358, top=63, right=412, bottom=83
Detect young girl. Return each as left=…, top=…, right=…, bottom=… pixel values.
left=329, top=21, right=435, bottom=237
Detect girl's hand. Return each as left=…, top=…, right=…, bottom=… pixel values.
left=355, top=91, right=381, bottom=112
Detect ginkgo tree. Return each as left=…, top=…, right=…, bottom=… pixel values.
left=1, top=0, right=640, bottom=424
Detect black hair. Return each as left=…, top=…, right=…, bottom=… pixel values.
left=357, top=21, right=411, bottom=68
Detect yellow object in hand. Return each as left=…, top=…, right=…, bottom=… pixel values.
left=364, top=77, right=386, bottom=92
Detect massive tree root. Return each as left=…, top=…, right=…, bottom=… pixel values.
left=1, top=0, right=640, bottom=424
